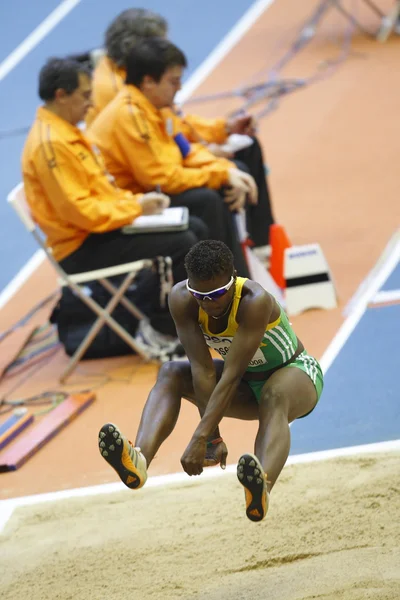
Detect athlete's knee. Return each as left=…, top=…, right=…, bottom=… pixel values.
left=259, top=384, right=290, bottom=416
left=157, top=360, right=191, bottom=387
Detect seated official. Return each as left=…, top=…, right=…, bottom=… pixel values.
left=84, top=8, right=275, bottom=249
left=88, top=39, right=255, bottom=277
left=84, top=7, right=228, bottom=144
left=22, top=57, right=207, bottom=293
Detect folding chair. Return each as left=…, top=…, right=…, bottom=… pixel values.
left=7, top=182, right=157, bottom=383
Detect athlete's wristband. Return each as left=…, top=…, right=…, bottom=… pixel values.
left=207, top=437, right=223, bottom=448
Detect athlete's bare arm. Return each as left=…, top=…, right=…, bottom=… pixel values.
left=169, top=282, right=217, bottom=408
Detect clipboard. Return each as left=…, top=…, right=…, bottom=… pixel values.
left=122, top=206, right=189, bottom=234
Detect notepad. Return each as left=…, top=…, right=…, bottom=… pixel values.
left=122, top=206, right=189, bottom=234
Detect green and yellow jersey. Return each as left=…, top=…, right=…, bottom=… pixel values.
left=198, top=277, right=298, bottom=372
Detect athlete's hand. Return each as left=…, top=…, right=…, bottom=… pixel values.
left=181, top=437, right=207, bottom=476
left=139, top=192, right=170, bottom=215
left=203, top=440, right=228, bottom=469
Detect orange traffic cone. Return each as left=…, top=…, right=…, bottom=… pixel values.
left=269, top=224, right=292, bottom=288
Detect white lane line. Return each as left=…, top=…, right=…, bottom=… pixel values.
left=0, top=250, right=45, bottom=311
left=0, top=0, right=82, bottom=81
left=319, top=232, right=400, bottom=374
left=370, top=289, right=400, bottom=305
left=343, top=229, right=400, bottom=317
left=1, top=439, right=398, bottom=534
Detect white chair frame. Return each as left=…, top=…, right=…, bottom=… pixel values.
left=7, top=183, right=155, bottom=383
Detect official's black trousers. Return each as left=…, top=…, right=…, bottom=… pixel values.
left=169, top=188, right=250, bottom=277
left=60, top=216, right=207, bottom=284
left=235, top=135, right=275, bottom=247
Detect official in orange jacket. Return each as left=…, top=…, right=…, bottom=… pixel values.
left=89, top=39, right=256, bottom=276
left=83, top=8, right=275, bottom=251
left=89, top=82, right=236, bottom=196
left=84, top=8, right=228, bottom=145
left=86, top=52, right=230, bottom=146
left=22, top=57, right=204, bottom=285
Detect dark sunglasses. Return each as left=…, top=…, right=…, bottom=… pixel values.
left=186, top=276, right=235, bottom=301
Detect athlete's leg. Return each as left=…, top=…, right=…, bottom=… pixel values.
left=133, top=361, right=191, bottom=466
left=238, top=366, right=317, bottom=522
left=99, top=361, right=194, bottom=490
left=99, top=359, right=259, bottom=489
left=255, top=367, right=317, bottom=491
left=135, top=359, right=258, bottom=466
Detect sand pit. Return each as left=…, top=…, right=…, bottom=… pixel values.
left=1, top=452, right=399, bottom=600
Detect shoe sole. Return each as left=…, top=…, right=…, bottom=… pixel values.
left=98, top=423, right=145, bottom=489
left=237, top=453, right=267, bottom=522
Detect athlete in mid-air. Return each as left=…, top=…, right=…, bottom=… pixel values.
left=99, top=240, right=323, bottom=522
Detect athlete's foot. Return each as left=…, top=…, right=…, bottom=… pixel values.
left=237, top=453, right=269, bottom=522
left=98, top=423, right=148, bottom=489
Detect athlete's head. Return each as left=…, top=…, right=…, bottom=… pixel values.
left=184, top=241, right=237, bottom=318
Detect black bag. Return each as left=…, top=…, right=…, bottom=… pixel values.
left=51, top=265, right=176, bottom=359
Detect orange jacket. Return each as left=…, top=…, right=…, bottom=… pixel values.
left=176, top=111, right=228, bottom=145
left=22, top=107, right=143, bottom=262
left=85, top=56, right=229, bottom=144
left=88, top=85, right=233, bottom=195
left=85, top=56, right=126, bottom=127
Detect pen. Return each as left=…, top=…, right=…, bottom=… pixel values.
left=154, top=184, right=166, bottom=211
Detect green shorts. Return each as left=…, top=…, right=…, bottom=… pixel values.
left=244, top=350, right=324, bottom=417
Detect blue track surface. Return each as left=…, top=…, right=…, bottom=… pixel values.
left=0, top=0, right=255, bottom=293
left=292, top=259, right=400, bottom=454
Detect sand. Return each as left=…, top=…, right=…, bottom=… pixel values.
left=1, top=452, right=399, bottom=600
